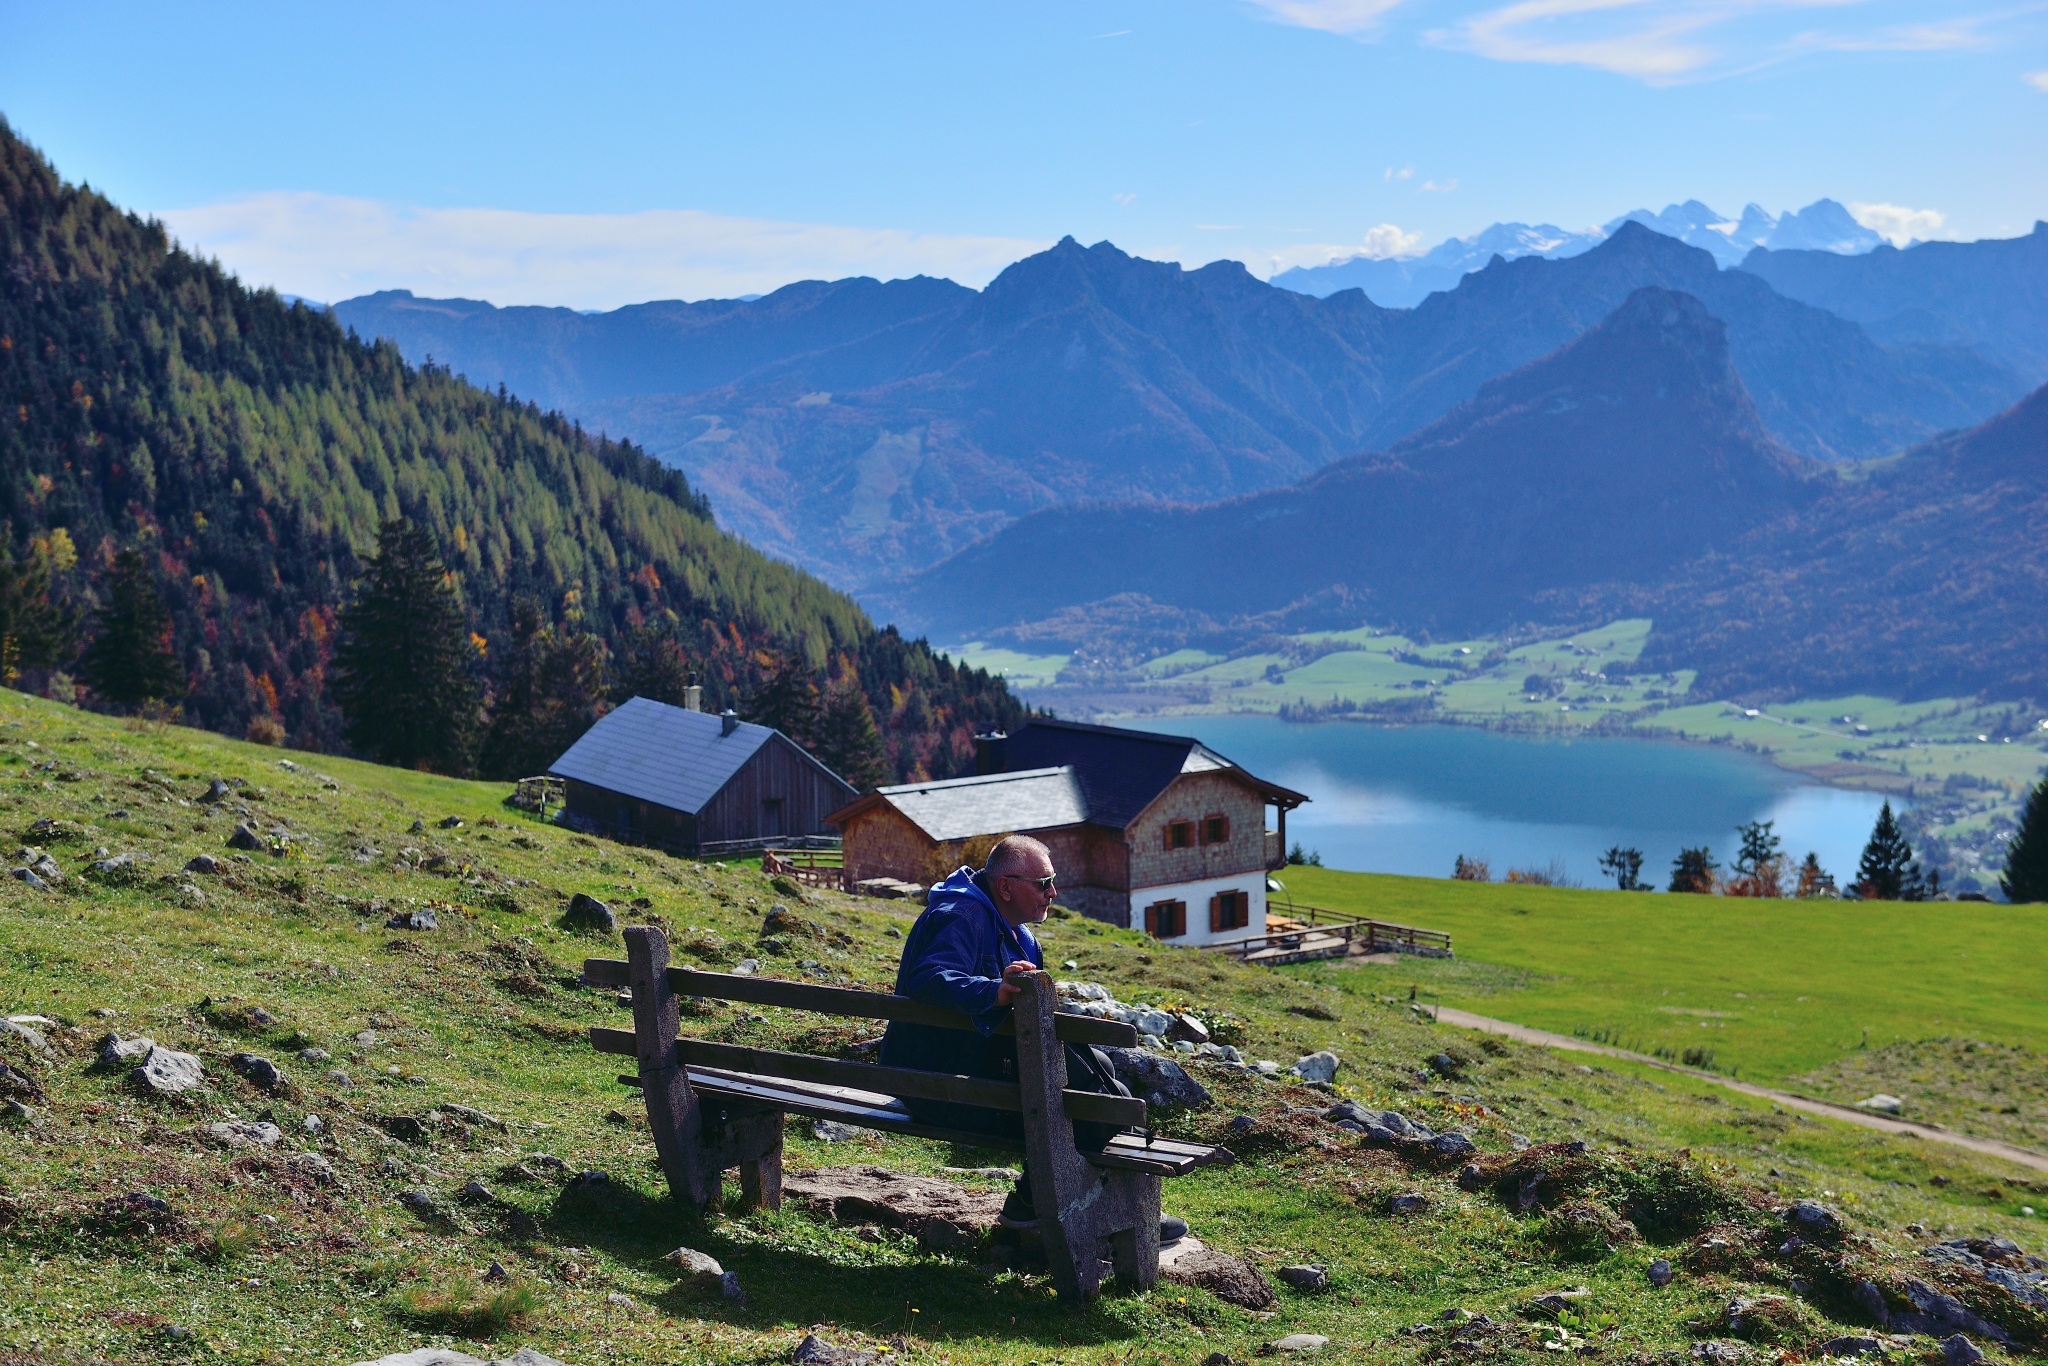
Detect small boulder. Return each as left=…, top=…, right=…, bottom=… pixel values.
left=732, top=958, right=760, bottom=976
left=1943, top=1336, right=1986, bottom=1366
left=1819, top=1338, right=1884, bottom=1359
left=1785, top=1200, right=1842, bottom=1238
left=1431, top=1132, right=1478, bottom=1159
left=203, top=779, right=232, bottom=803
left=132, top=1046, right=205, bottom=1095
left=1389, top=1192, right=1431, bottom=1216
left=813, top=1120, right=869, bottom=1142
left=1854, top=1094, right=1903, bottom=1115
left=9, top=867, right=48, bottom=890
left=299, top=1047, right=331, bottom=1063
left=1428, top=1052, right=1462, bottom=1078
left=1526, top=1288, right=1591, bottom=1320
left=665, top=1245, right=726, bottom=1296
left=88, top=851, right=150, bottom=878
left=1106, top=1048, right=1212, bottom=1112
left=1648, top=1258, right=1675, bottom=1287
left=399, top=1189, right=437, bottom=1215
left=1167, top=1013, right=1211, bottom=1045
left=228, top=1053, right=286, bottom=1091
left=436, top=816, right=464, bottom=829
left=204, top=1120, right=283, bottom=1148
left=1163, top=1248, right=1278, bottom=1310
left=793, top=1334, right=877, bottom=1366
left=1277, top=1264, right=1329, bottom=1292
left=1292, top=1051, right=1341, bottom=1084
left=99, top=1033, right=156, bottom=1067
left=563, top=893, right=616, bottom=934
left=1259, top=1335, right=1329, bottom=1355
left=225, top=824, right=263, bottom=851
left=183, top=854, right=222, bottom=875
left=387, top=907, right=439, bottom=931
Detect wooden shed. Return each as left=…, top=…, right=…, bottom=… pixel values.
left=549, top=696, right=857, bottom=854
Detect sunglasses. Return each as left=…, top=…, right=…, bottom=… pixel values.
left=1001, top=872, right=1057, bottom=893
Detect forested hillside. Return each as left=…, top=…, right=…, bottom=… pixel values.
left=0, top=118, right=1023, bottom=781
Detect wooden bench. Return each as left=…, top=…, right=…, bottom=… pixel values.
left=583, top=926, right=1229, bottom=1299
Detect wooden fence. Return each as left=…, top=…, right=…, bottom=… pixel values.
left=762, top=847, right=847, bottom=891
left=1202, top=906, right=1452, bottom=967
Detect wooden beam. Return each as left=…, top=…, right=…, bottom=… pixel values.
left=582, top=959, right=1138, bottom=1047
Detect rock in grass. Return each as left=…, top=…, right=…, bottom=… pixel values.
left=204, top=1120, right=283, bottom=1148
left=1162, top=1248, right=1278, bottom=1310
left=793, top=1334, right=877, bottom=1366
left=182, top=854, right=222, bottom=875
left=1943, top=1336, right=1986, bottom=1366
left=9, top=866, right=48, bottom=889
left=386, top=906, right=439, bottom=931
left=1854, top=1094, right=1903, bottom=1114
left=1291, top=1051, right=1340, bottom=1083
left=99, top=1034, right=155, bottom=1068
left=226, top=824, right=263, bottom=851
left=1105, top=1048, right=1211, bottom=1112
left=665, top=1246, right=726, bottom=1295
left=812, top=1120, right=868, bottom=1142
left=229, top=1052, right=286, bottom=1091
left=131, top=1046, right=204, bottom=1095
left=1389, top=1192, right=1430, bottom=1216
left=1259, top=1335, right=1329, bottom=1355
left=1648, top=1258, right=1675, bottom=1287
left=1819, top=1338, right=1883, bottom=1358
left=1278, top=1265, right=1329, bottom=1292
left=563, top=893, right=616, bottom=934
left=0, top=1019, right=51, bottom=1058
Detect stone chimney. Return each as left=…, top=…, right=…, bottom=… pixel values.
left=974, top=730, right=1008, bottom=776
left=683, top=670, right=702, bottom=713
left=720, top=708, right=739, bottom=737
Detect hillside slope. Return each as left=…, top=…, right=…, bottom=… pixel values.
left=1, top=692, right=2043, bottom=1366
left=887, top=288, right=1820, bottom=642
left=339, top=232, right=2021, bottom=587
left=0, top=119, right=1021, bottom=777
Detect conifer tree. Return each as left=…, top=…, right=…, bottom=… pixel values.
left=332, top=519, right=480, bottom=773
left=614, top=621, right=694, bottom=709
left=0, top=544, right=73, bottom=686
left=745, top=652, right=821, bottom=743
left=813, top=675, right=887, bottom=791
left=1599, top=845, right=1645, bottom=890
left=1794, top=852, right=1834, bottom=898
left=1855, top=800, right=1924, bottom=900
left=2002, top=777, right=2048, bottom=904
left=1669, top=846, right=1718, bottom=894
left=479, top=596, right=608, bottom=779
left=77, top=549, right=184, bottom=709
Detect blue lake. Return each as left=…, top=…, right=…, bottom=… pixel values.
left=1137, top=715, right=1890, bottom=888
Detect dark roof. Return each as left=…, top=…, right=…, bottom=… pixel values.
left=1001, top=717, right=1307, bottom=830
left=548, top=696, right=854, bottom=814
left=865, top=767, right=1088, bottom=842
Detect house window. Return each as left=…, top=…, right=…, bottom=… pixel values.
left=1209, top=889, right=1250, bottom=932
left=1165, top=820, right=1194, bottom=850
left=1201, top=813, right=1230, bottom=845
left=1144, top=900, right=1187, bottom=938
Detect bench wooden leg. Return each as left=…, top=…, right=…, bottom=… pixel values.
left=740, top=1129, right=784, bottom=1212
left=625, top=927, right=712, bottom=1206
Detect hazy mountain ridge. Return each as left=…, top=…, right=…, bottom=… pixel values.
left=882, top=287, right=1824, bottom=644
left=337, top=227, right=2025, bottom=588
left=1270, top=198, right=1884, bottom=305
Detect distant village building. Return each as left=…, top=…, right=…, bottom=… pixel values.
left=550, top=695, right=856, bottom=854
left=827, top=718, right=1306, bottom=945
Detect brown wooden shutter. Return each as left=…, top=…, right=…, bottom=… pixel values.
left=1209, top=895, right=1222, bottom=933
left=1172, top=902, right=1185, bottom=937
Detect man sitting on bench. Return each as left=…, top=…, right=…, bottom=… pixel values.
left=880, top=834, right=1187, bottom=1240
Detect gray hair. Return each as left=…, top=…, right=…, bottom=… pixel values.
left=984, top=834, right=1052, bottom=879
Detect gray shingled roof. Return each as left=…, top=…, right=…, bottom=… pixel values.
left=878, top=767, right=1088, bottom=842
left=549, top=696, right=787, bottom=814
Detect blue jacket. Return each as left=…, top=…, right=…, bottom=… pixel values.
left=879, top=865, right=1042, bottom=1080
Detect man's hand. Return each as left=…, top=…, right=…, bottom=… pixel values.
left=994, top=959, right=1039, bottom=1008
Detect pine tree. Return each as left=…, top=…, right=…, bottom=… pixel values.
left=0, top=544, right=72, bottom=686
left=2002, top=777, right=2048, bottom=904
left=614, top=621, right=694, bottom=709
left=745, top=652, right=821, bottom=743
left=480, top=597, right=605, bottom=779
left=1669, top=846, right=1718, bottom=894
left=1599, top=845, right=1644, bottom=890
left=812, top=675, right=886, bottom=791
left=1855, top=800, right=1924, bottom=900
left=77, top=549, right=184, bottom=709
left=332, top=519, right=480, bottom=773
left=1794, top=852, right=1834, bottom=898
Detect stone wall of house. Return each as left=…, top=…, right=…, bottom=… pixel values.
left=1125, top=772, right=1269, bottom=894
left=841, top=805, right=936, bottom=885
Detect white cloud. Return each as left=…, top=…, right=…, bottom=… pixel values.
left=1848, top=200, right=1947, bottom=246
left=1436, top=0, right=2001, bottom=85
left=1256, top=222, right=1424, bottom=275
left=2026, top=69, right=2048, bottom=91
left=155, top=192, right=1051, bottom=309
left=1419, top=178, right=1460, bottom=193
left=1242, top=0, right=1410, bottom=35
left=1385, top=165, right=1415, bottom=181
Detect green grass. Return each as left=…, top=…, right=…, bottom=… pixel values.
left=2, top=692, right=2046, bottom=1366
left=1281, top=864, right=2048, bottom=1137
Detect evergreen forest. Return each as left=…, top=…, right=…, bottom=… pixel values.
left=0, top=119, right=1025, bottom=782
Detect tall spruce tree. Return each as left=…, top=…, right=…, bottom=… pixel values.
left=613, top=621, right=694, bottom=709
left=479, top=596, right=607, bottom=779
left=332, top=519, right=480, bottom=773
left=77, top=549, right=184, bottom=708
left=1669, top=846, right=1718, bottom=894
left=2002, top=777, right=2048, bottom=904
left=1855, top=800, right=1924, bottom=900
left=0, top=544, right=72, bottom=686
left=745, top=652, right=821, bottom=742
left=813, top=675, right=887, bottom=791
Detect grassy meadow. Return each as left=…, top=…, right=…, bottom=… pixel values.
left=1, top=692, right=2045, bottom=1366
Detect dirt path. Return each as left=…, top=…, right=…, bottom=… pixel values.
left=1431, top=1005, right=2048, bottom=1175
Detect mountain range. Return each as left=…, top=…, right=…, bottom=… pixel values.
left=884, top=284, right=2048, bottom=704
left=1268, top=198, right=1885, bottom=306
left=335, top=223, right=2028, bottom=588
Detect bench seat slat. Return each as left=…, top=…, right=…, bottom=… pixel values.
left=682, top=1068, right=1201, bottom=1176
left=584, top=959, right=1138, bottom=1048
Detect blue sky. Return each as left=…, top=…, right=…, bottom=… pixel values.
left=4, top=0, right=2042, bottom=307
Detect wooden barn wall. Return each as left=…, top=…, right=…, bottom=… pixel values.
left=696, top=736, right=852, bottom=845
left=563, top=778, right=697, bottom=847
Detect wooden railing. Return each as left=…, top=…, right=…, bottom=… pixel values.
left=762, top=847, right=848, bottom=891
left=1202, top=906, right=1452, bottom=966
